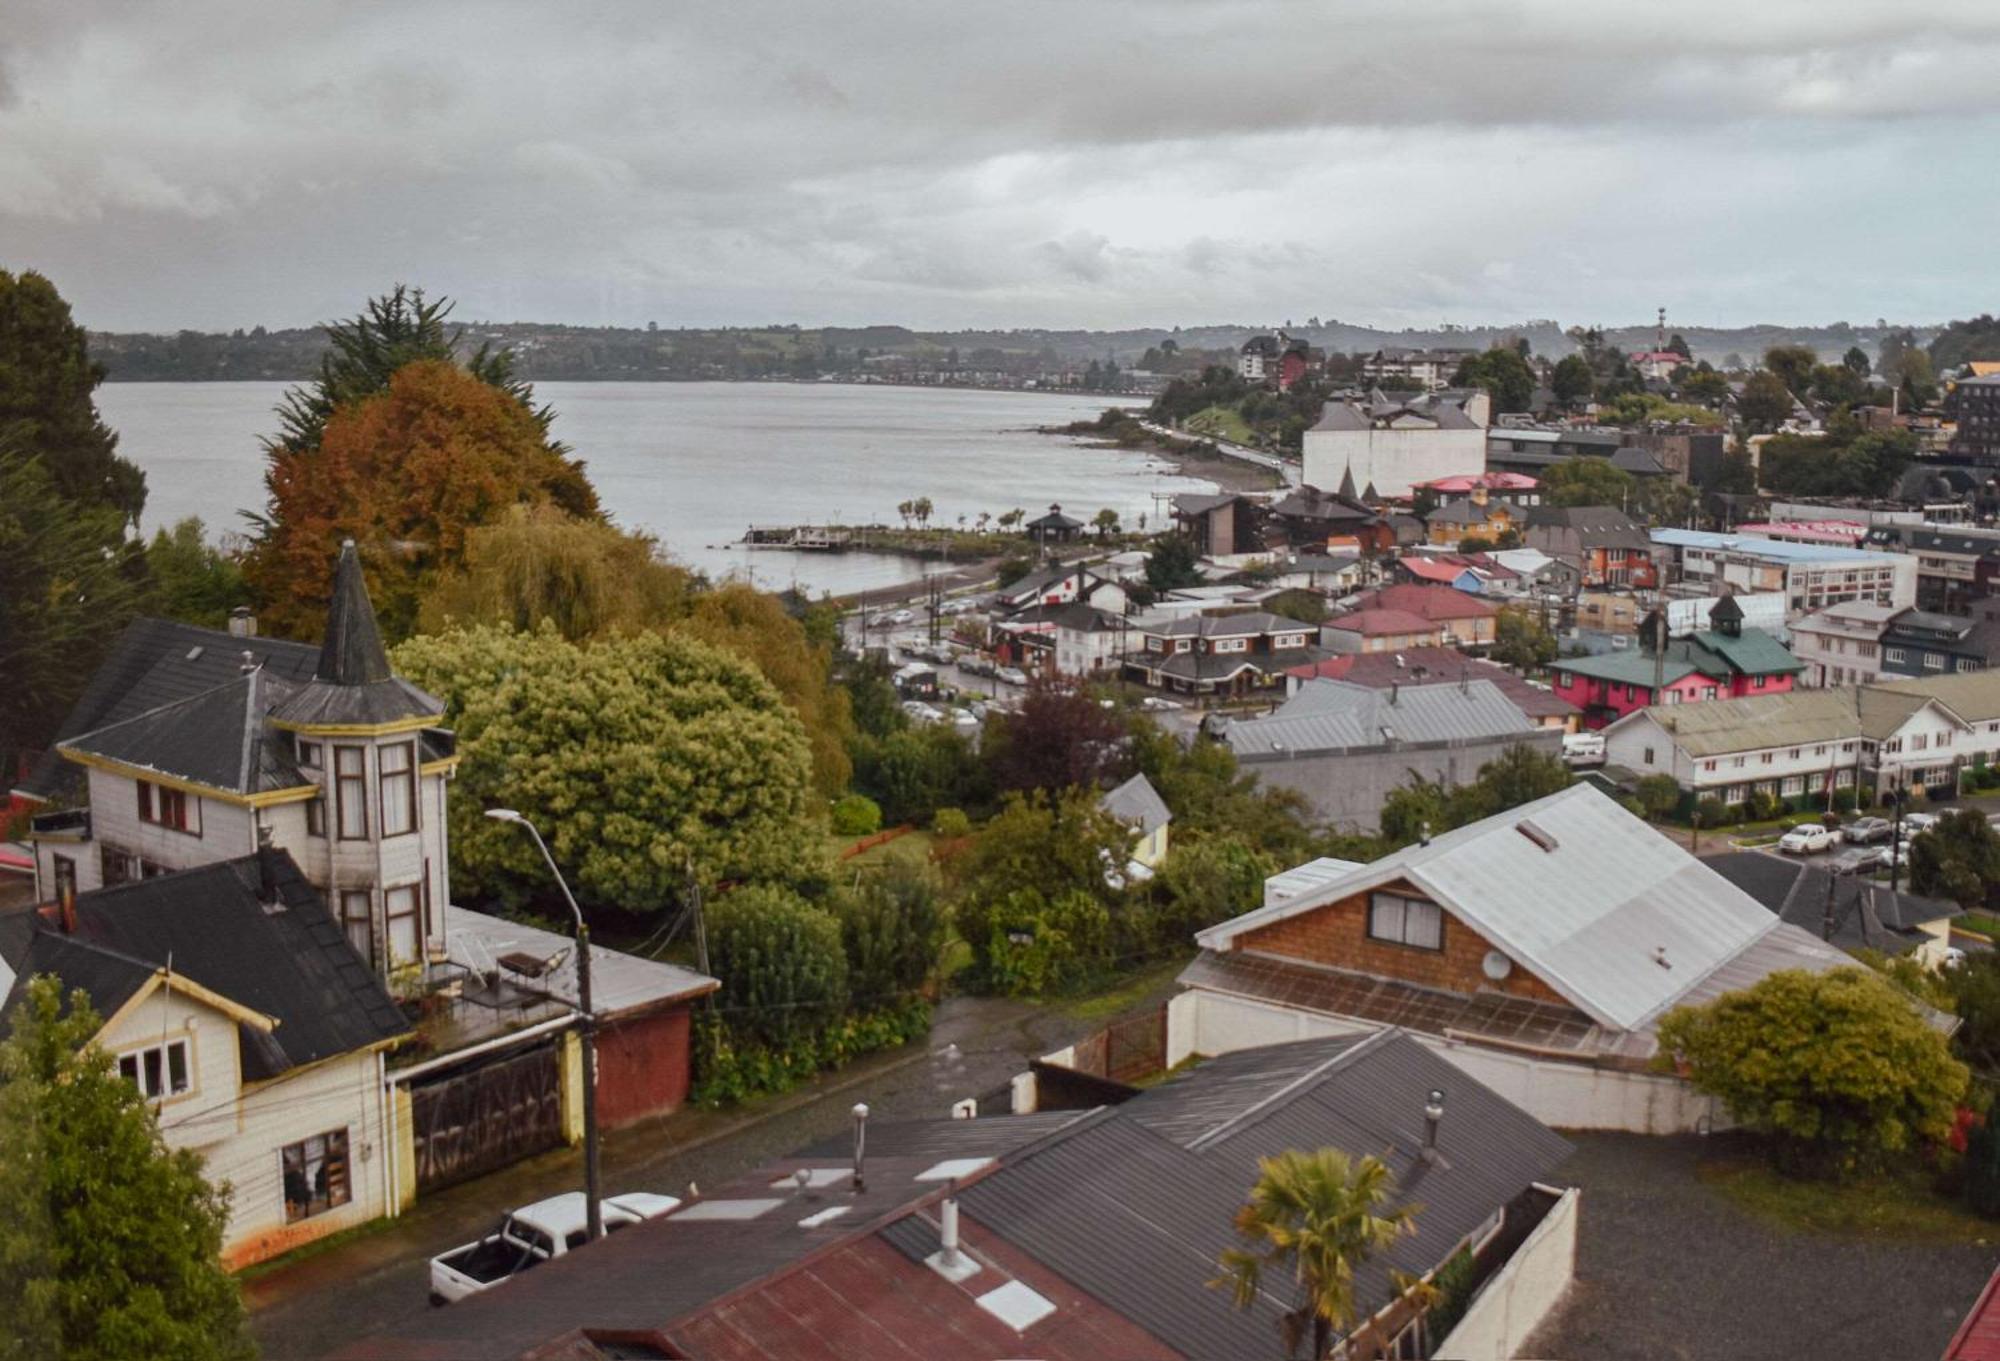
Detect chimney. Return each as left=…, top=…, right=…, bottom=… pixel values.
left=939, top=1198, right=962, bottom=1271
left=1421, top=1089, right=1445, bottom=1164
left=58, top=881, right=77, bottom=935
left=255, top=824, right=284, bottom=908
left=239, top=650, right=258, bottom=675
left=851, top=1102, right=870, bottom=1192
left=1389, top=680, right=1400, bottom=706
left=228, top=606, right=257, bottom=638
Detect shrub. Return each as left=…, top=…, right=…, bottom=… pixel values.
left=932, top=807, right=972, bottom=839
left=1693, top=797, right=1729, bottom=828
left=830, top=793, right=883, bottom=836
left=1966, top=1117, right=2000, bottom=1218
left=1149, top=838, right=1276, bottom=949
left=978, top=888, right=1112, bottom=996
left=706, top=885, right=849, bottom=1049
left=692, top=997, right=930, bottom=1106
left=1832, top=787, right=1857, bottom=814
left=1656, top=967, right=1969, bottom=1180
left=836, top=859, right=945, bottom=1005
left=1635, top=775, right=1682, bottom=822
left=994, top=554, right=1036, bottom=587
left=1743, top=789, right=1782, bottom=823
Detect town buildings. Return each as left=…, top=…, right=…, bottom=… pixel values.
left=1359, top=346, right=1475, bottom=390
left=1790, top=599, right=2000, bottom=688
left=1947, top=372, right=2000, bottom=461
left=1551, top=598, right=1803, bottom=729
left=1789, top=600, right=1900, bottom=687
left=1301, top=389, right=1489, bottom=500
left=1285, top=647, right=1579, bottom=730
left=1120, top=611, right=1323, bottom=697
left=1602, top=670, right=2000, bottom=805
left=1859, top=524, right=2000, bottom=614
left=1335, top=583, right=1499, bottom=650
left=1650, top=528, right=1917, bottom=614
left=1219, top=679, right=1560, bottom=831
left=1522, top=507, right=1658, bottom=587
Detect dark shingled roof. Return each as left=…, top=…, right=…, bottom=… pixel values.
left=1703, top=851, right=1962, bottom=955
left=269, top=540, right=445, bottom=729
left=14, top=619, right=320, bottom=803
left=59, top=668, right=311, bottom=796
left=0, top=851, right=408, bottom=1078
left=316, top=540, right=393, bottom=685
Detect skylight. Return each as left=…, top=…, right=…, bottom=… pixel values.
left=915, top=1157, right=993, bottom=1183
left=976, top=1280, right=1056, bottom=1332
left=671, top=1198, right=782, bottom=1222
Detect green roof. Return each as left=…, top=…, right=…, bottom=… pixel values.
left=1561, top=629, right=1800, bottom=691
left=1559, top=650, right=1703, bottom=688
left=1688, top=628, right=1806, bottom=677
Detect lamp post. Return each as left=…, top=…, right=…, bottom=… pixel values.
left=485, top=808, right=602, bottom=1243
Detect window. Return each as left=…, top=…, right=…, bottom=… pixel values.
left=281, top=1130, right=351, bottom=1224
left=1702, top=760, right=1717, bottom=772
left=1925, top=652, right=1945, bottom=672
left=386, top=884, right=422, bottom=965
left=1367, top=892, right=1443, bottom=950
left=1782, top=776, right=1804, bottom=796
left=297, top=739, right=322, bottom=768
left=1858, top=642, right=1877, bottom=658
left=1911, top=734, right=1929, bottom=752
left=1788, top=748, right=1801, bottom=760
left=1961, top=658, right=1982, bottom=673
left=1886, top=647, right=1906, bottom=664
left=1753, top=675, right=1767, bottom=689
left=1212, top=638, right=1247, bottom=654
left=136, top=780, right=199, bottom=835
left=1760, top=752, right=1774, bottom=765
left=306, top=796, right=327, bottom=838
left=1644, top=746, right=1656, bottom=765
left=1731, top=756, right=1746, bottom=769
left=119, top=1039, right=191, bottom=1100
left=379, top=742, right=417, bottom=837
left=1835, top=769, right=1854, bottom=788
left=335, top=746, right=368, bottom=840
left=340, top=890, right=373, bottom=964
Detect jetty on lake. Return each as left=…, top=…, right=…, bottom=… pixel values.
left=739, top=524, right=853, bottom=551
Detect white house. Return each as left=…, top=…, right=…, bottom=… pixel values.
left=1789, top=600, right=1900, bottom=687
left=1174, top=785, right=1858, bottom=1132
left=1302, top=389, right=1489, bottom=499
left=0, top=850, right=409, bottom=1267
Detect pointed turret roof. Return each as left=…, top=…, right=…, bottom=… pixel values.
left=317, top=540, right=393, bottom=685
left=1336, top=464, right=1358, bottom=500
left=1708, top=592, right=1744, bottom=636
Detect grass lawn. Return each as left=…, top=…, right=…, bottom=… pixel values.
left=1056, top=951, right=1195, bottom=1026
left=1698, top=1152, right=1995, bottom=1246
left=1184, top=404, right=1256, bottom=446
left=825, top=827, right=936, bottom=869
left=1957, top=912, right=2000, bottom=939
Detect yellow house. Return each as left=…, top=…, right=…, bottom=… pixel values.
left=0, top=850, right=410, bottom=1268
left=1101, top=773, right=1173, bottom=872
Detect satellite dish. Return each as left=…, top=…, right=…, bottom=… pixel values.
left=1482, top=950, right=1514, bottom=982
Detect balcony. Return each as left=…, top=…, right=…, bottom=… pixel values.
left=385, top=952, right=573, bottom=1068
left=28, top=807, right=90, bottom=841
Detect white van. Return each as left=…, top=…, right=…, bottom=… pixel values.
left=1561, top=732, right=1606, bottom=767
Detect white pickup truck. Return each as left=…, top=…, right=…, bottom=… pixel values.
left=428, top=1190, right=681, bottom=1304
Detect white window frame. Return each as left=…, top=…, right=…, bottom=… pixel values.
left=118, top=1038, right=192, bottom=1101
left=1367, top=891, right=1443, bottom=951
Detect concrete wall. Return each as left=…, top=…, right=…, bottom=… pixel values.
left=1435, top=1187, right=1581, bottom=1361
left=1182, top=989, right=1722, bottom=1133
left=1237, top=731, right=1565, bottom=833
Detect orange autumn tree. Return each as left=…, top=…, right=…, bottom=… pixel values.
left=247, top=359, right=599, bottom=639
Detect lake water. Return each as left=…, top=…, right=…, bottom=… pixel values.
left=94, top=381, right=1209, bottom=595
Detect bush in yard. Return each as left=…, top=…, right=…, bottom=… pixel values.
left=931, top=807, right=972, bottom=839
left=1694, top=796, right=1729, bottom=829
left=1964, top=1117, right=2000, bottom=1218
left=1656, top=967, right=1968, bottom=1180
left=836, top=858, right=945, bottom=1005
left=706, top=884, right=849, bottom=1050
left=1743, top=789, right=1782, bottom=822
left=976, top=888, right=1112, bottom=996
left=830, top=793, right=883, bottom=836
left=1151, top=838, right=1277, bottom=947
left=1832, top=787, right=1858, bottom=813
left=1635, top=774, right=1682, bottom=822
left=1909, top=809, right=2000, bottom=908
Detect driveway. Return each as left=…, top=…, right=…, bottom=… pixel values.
left=247, top=991, right=1163, bottom=1359
left=1529, top=1133, right=1995, bottom=1360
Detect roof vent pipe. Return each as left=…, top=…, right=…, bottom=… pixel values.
left=1418, top=820, right=1431, bottom=848
left=1422, top=1089, right=1445, bottom=1164
left=228, top=606, right=257, bottom=638
left=851, top=1102, right=869, bottom=1193
left=940, top=1197, right=962, bottom=1271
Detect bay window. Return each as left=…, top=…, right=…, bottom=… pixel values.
left=335, top=746, right=368, bottom=839
left=379, top=742, right=416, bottom=837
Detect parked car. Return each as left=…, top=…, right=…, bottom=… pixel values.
left=1856, top=836, right=1916, bottom=872
left=429, top=1191, right=680, bottom=1304
left=1778, top=824, right=1840, bottom=856
left=882, top=608, right=915, bottom=626
left=1901, top=811, right=1941, bottom=836
left=1560, top=732, right=1606, bottom=767
left=959, top=654, right=997, bottom=677
left=1843, top=816, right=1894, bottom=845
left=995, top=666, right=1029, bottom=686
left=1138, top=696, right=1184, bottom=711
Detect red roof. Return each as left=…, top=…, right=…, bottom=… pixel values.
left=1327, top=608, right=1440, bottom=637
left=1945, top=1269, right=2000, bottom=1361
left=1417, top=472, right=1539, bottom=492
left=1399, top=557, right=1473, bottom=584
left=1353, top=583, right=1498, bottom=621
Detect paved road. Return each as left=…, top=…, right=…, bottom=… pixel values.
left=1139, top=419, right=1303, bottom=487
left=246, top=991, right=1167, bottom=1359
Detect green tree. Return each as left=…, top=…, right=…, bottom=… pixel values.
left=142, top=518, right=253, bottom=628
left=1379, top=745, right=1571, bottom=847
left=0, top=446, right=148, bottom=768
left=707, top=884, right=849, bottom=1048
left=1655, top=967, right=1968, bottom=1179
left=392, top=623, right=823, bottom=916
left=1810, top=363, right=1869, bottom=406
left=1550, top=354, right=1595, bottom=408
left=1894, top=347, right=1939, bottom=406
left=1928, top=315, right=2000, bottom=373
left=1130, top=720, right=1324, bottom=865
left=1539, top=456, right=1633, bottom=509
left=1092, top=507, right=1121, bottom=540
left=1214, top=1148, right=1417, bottom=1360
left=0, top=976, right=254, bottom=1361
left=1145, top=532, right=1204, bottom=592
left=1490, top=605, right=1557, bottom=671
left=0, top=269, right=146, bottom=525
left=987, top=676, right=1130, bottom=795
left=1635, top=774, right=1683, bottom=821
left=1151, top=838, right=1276, bottom=944
left=1908, top=810, right=2000, bottom=908
left=1451, top=346, right=1536, bottom=414
left=1680, top=367, right=1731, bottom=404
left=1842, top=345, right=1872, bottom=377
left=1666, top=333, right=1693, bottom=360
left=1945, top=952, right=2000, bottom=1078
left=1735, top=370, right=1796, bottom=431
left=1762, top=344, right=1818, bottom=397
left=836, top=857, right=945, bottom=1005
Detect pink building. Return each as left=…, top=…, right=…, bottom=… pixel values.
left=1552, top=597, right=1805, bottom=729
left=1736, top=520, right=1868, bottom=549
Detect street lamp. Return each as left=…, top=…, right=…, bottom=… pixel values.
left=485, top=808, right=602, bottom=1243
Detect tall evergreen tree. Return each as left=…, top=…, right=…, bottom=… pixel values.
left=0, top=976, right=254, bottom=1361
left=0, top=269, right=146, bottom=525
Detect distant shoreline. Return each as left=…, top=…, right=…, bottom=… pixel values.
left=98, top=373, right=1156, bottom=402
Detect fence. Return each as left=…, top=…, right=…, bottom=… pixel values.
left=1434, top=1186, right=1581, bottom=1360
left=1064, top=1005, right=1167, bottom=1084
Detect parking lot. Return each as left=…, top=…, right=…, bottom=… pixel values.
left=1737, top=809, right=2000, bottom=877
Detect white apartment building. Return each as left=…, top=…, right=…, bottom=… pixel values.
left=1789, top=601, right=1899, bottom=687
left=1650, top=529, right=1916, bottom=617
left=1302, top=389, right=1489, bottom=500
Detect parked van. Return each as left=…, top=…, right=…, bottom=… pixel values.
left=1561, top=732, right=1606, bottom=767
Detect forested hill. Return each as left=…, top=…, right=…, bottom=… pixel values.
left=89, top=317, right=1950, bottom=382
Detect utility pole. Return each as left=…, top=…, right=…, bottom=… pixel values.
left=486, top=810, right=602, bottom=1242
left=1888, top=789, right=1906, bottom=892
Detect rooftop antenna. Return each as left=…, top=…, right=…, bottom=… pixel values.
left=1657, top=306, right=1667, bottom=354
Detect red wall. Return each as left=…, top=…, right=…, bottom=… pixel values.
left=594, top=1004, right=693, bottom=1128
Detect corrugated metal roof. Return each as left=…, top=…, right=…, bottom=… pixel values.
left=1200, top=785, right=1806, bottom=1032
left=1871, top=670, right=2000, bottom=724
left=1225, top=680, right=1535, bottom=758
left=1613, top=687, right=1864, bottom=757
left=445, top=906, right=716, bottom=1018
left=1263, top=856, right=1368, bottom=908
left=1099, top=773, right=1172, bottom=837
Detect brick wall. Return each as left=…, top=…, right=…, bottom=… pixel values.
left=1236, top=878, right=1569, bottom=1007
left=594, top=1003, right=693, bottom=1128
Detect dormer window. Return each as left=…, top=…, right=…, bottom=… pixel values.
left=296, top=738, right=323, bottom=768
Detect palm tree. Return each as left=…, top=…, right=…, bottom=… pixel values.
left=897, top=499, right=914, bottom=529
left=1214, top=1149, right=1417, bottom=1360
left=913, top=496, right=934, bottom=528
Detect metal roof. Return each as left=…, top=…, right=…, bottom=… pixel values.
left=1099, top=773, right=1172, bottom=837
left=1651, top=527, right=1904, bottom=565
left=1199, top=785, right=1810, bottom=1032
left=1225, top=679, right=1535, bottom=758
left=444, top=906, right=715, bottom=1019
left=1262, top=856, right=1368, bottom=908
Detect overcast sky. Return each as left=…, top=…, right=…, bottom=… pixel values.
left=3, top=1, right=1996, bottom=333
